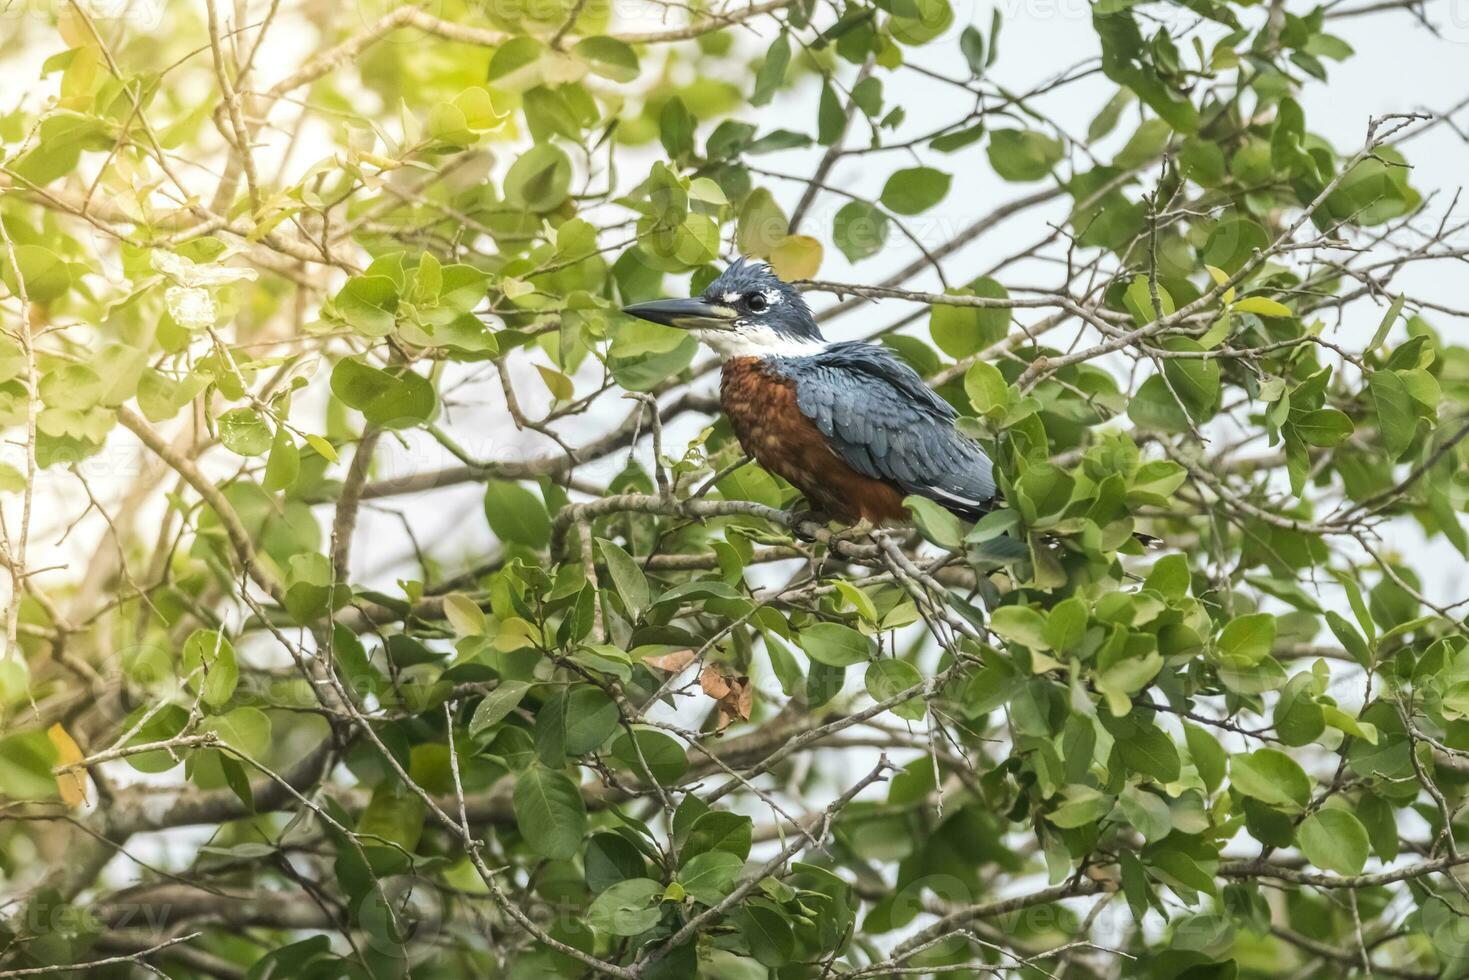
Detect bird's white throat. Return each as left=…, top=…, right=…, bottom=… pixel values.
left=696, top=323, right=829, bottom=360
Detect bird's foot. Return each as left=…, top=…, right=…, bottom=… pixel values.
left=831, top=517, right=879, bottom=543
left=789, top=510, right=830, bottom=541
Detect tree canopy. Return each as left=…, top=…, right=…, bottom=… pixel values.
left=2, top=0, right=1468, bottom=977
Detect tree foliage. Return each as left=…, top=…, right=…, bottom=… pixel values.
left=1, top=0, right=1468, bottom=977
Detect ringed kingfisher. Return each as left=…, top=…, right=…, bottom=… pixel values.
left=622, top=257, right=997, bottom=525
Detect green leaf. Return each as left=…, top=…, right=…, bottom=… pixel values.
left=817, top=83, right=844, bottom=146
left=1274, top=676, right=1326, bottom=746
left=1129, top=375, right=1192, bottom=433
left=1117, top=723, right=1180, bottom=782
left=1143, top=553, right=1190, bottom=598
left=598, top=538, right=650, bottom=618
left=181, top=629, right=237, bottom=708
left=1297, top=809, right=1369, bottom=875
left=889, top=0, right=954, bottom=45
left=1204, top=219, right=1266, bottom=274
left=1370, top=370, right=1417, bottom=459
left=990, top=606, right=1049, bottom=650
left=880, top=167, right=952, bottom=215
left=852, top=76, right=882, bottom=117
left=933, top=278, right=1009, bottom=359
left=563, top=686, right=619, bottom=755
left=986, top=129, right=1064, bottom=181
left=263, top=428, right=300, bottom=492
left=763, top=634, right=804, bottom=698
left=751, top=33, right=790, bottom=106
left=1368, top=293, right=1405, bottom=354
left=931, top=122, right=986, bottom=153
left=305, top=433, right=338, bottom=463
left=217, top=408, right=272, bottom=457
left=483, top=480, right=551, bottom=549
left=1045, top=597, right=1087, bottom=653
left=1048, top=785, right=1114, bottom=828
left=1294, top=408, right=1354, bottom=447
left=1180, top=137, right=1225, bottom=187
left=208, top=706, right=270, bottom=757
left=1097, top=651, right=1163, bottom=717
left=959, top=25, right=985, bottom=75
left=329, top=358, right=436, bottom=429
left=1, top=245, right=71, bottom=303
left=1233, top=296, right=1293, bottom=318
left=609, top=327, right=698, bottom=393
left=611, top=728, right=688, bottom=784
left=333, top=275, right=398, bottom=337
left=283, top=553, right=347, bottom=624
left=904, top=495, right=963, bottom=549
left=573, top=36, right=639, bottom=82
left=864, top=659, right=925, bottom=720
left=678, top=850, right=742, bottom=905
left=587, top=878, right=664, bottom=935
left=1357, top=794, right=1397, bottom=861
left=504, top=144, right=572, bottom=212
left=964, top=359, right=1010, bottom=415
left=659, top=96, right=694, bottom=159
left=1160, top=339, right=1219, bottom=420
left=358, top=782, right=426, bottom=851
left=586, top=833, right=647, bottom=893
left=1324, top=705, right=1377, bottom=744
left=1123, top=274, right=1174, bottom=324
left=1325, top=611, right=1371, bottom=667
left=1114, top=117, right=1171, bottom=169
left=442, top=593, right=486, bottom=636
left=1183, top=722, right=1226, bottom=793
left=470, top=681, right=530, bottom=736
left=1119, top=785, right=1172, bottom=841
left=1217, top=613, right=1275, bottom=664
left=513, top=765, right=587, bottom=860
left=39, top=364, right=103, bottom=410
left=799, top=622, right=872, bottom=667
left=487, top=36, right=545, bottom=90
left=832, top=201, right=889, bottom=262
left=736, top=188, right=788, bottom=258
left=735, top=904, right=794, bottom=967
left=521, top=87, right=582, bottom=143
left=684, top=811, right=753, bottom=861
left=1120, top=848, right=1150, bottom=919
left=453, top=86, right=505, bottom=132
left=1230, top=748, right=1311, bottom=811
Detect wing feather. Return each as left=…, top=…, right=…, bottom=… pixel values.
left=772, top=344, right=997, bottom=520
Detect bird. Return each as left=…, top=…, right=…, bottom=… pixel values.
left=622, top=257, right=997, bottom=526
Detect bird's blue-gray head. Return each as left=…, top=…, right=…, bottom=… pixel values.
left=621, top=256, right=825, bottom=359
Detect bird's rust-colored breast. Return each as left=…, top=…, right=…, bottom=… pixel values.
left=720, top=357, right=906, bottom=524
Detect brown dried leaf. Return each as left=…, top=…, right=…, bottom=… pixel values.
left=731, top=676, right=753, bottom=721
left=700, top=668, right=753, bottom=732
left=642, top=649, right=695, bottom=673
left=699, top=665, right=731, bottom=699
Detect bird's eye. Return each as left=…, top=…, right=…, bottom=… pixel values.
left=747, top=294, right=768, bottom=313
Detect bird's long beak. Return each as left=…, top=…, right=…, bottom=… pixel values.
left=621, top=297, right=735, bottom=331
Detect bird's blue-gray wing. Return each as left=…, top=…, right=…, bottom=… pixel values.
left=772, top=343, right=997, bottom=520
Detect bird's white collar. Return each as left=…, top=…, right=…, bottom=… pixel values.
left=696, top=323, right=828, bottom=360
